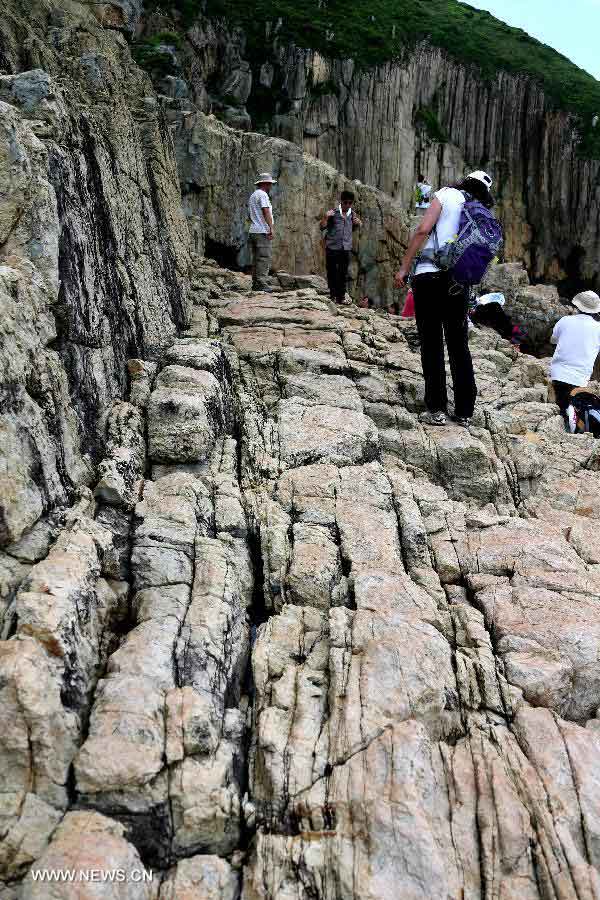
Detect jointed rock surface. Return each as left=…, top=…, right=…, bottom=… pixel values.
left=4, top=253, right=600, bottom=897
left=3, top=2, right=600, bottom=897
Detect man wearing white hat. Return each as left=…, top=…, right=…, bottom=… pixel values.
left=550, top=290, right=600, bottom=422
left=248, top=173, right=276, bottom=292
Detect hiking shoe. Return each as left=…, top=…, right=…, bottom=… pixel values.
left=450, top=415, right=471, bottom=428
left=419, top=411, right=447, bottom=426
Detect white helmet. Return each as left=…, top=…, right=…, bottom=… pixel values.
left=467, top=170, right=493, bottom=188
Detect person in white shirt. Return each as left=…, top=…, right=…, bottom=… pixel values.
left=415, top=174, right=432, bottom=210
left=550, top=290, right=600, bottom=421
left=248, top=173, right=276, bottom=292
left=394, top=170, right=494, bottom=427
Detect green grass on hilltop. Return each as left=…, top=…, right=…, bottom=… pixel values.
left=144, top=0, right=600, bottom=157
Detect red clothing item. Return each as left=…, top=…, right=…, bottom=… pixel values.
left=401, top=289, right=415, bottom=318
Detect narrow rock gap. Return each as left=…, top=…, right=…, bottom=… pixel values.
left=446, top=607, right=468, bottom=735
left=460, top=576, right=514, bottom=725
left=332, top=491, right=356, bottom=611
left=244, top=517, right=269, bottom=634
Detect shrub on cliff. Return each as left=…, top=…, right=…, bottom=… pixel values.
left=132, top=30, right=183, bottom=76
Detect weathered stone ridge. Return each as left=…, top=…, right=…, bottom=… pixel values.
left=0, top=0, right=191, bottom=548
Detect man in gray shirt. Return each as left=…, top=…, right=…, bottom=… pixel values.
left=320, top=190, right=362, bottom=304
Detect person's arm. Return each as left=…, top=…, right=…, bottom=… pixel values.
left=320, top=209, right=335, bottom=228
left=352, top=212, right=362, bottom=229
left=550, top=319, right=563, bottom=345
left=262, top=205, right=274, bottom=239
left=394, top=198, right=442, bottom=288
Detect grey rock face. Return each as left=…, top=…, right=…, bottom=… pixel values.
left=94, top=402, right=145, bottom=508
left=0, top=1, right=190, bottom=551
left=0, top=69, right=58, bottom=119
left=87, top=0, right=144, bottom=34
left=220, top=61, right=252, bottom=106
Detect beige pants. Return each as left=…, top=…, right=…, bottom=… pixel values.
left=249, top=232, right=272, bottom=289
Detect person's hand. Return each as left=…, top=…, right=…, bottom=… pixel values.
left=353, top=215, right=362, bottom=227
left=267, top=229, right=274, bottom=241
left=394, top=268, right=407, bottom=288
left=327, top=209, right=335, bottom=217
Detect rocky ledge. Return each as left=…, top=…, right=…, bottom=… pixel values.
left=2, top=258, right=600, bottom=898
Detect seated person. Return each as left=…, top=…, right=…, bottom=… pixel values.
left=471, top=292, right=525, bottom=348
left=550, top=290, right=600, bottom=423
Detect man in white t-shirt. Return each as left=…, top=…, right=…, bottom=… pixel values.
left=415, top=174, right=432, bottom=210
left=394, top=170, right=495, bottom=427
left=550, top=290, right=600, bottom=423
left=248, top=173, right=276, bottom=292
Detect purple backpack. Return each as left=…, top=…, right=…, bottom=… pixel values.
left=430, top=192, right=503, bottom=285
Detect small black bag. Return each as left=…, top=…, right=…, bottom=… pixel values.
left=569, top=391, right=600, bottom=437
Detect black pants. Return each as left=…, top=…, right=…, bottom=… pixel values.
left=412, top=271, right=477, bottom=418
left=552, top=380, right=576, bottom=415
left=325, top=249, right=350, bottom=301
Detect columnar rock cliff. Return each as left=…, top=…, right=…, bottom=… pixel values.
left=4, top=2, right=600, bottom=899
left=150, top=14, right=600, bottom=290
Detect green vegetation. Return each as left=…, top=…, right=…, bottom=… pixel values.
left=132, top=30, right=183, bottom=76
left=142, top=0, right=600, bottom=157
left=221, top=92, right=243, bottom=107
left=415, top=106, right=448, bottom=144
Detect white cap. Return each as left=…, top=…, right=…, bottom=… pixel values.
left=467, top=170, right=493, bottom=189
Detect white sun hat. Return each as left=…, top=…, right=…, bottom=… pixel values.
left=467, top=170, right=493, bottom=188
left=255, top=172, right=277, bottom=185
left=572, top=290, right=600, bottom=314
